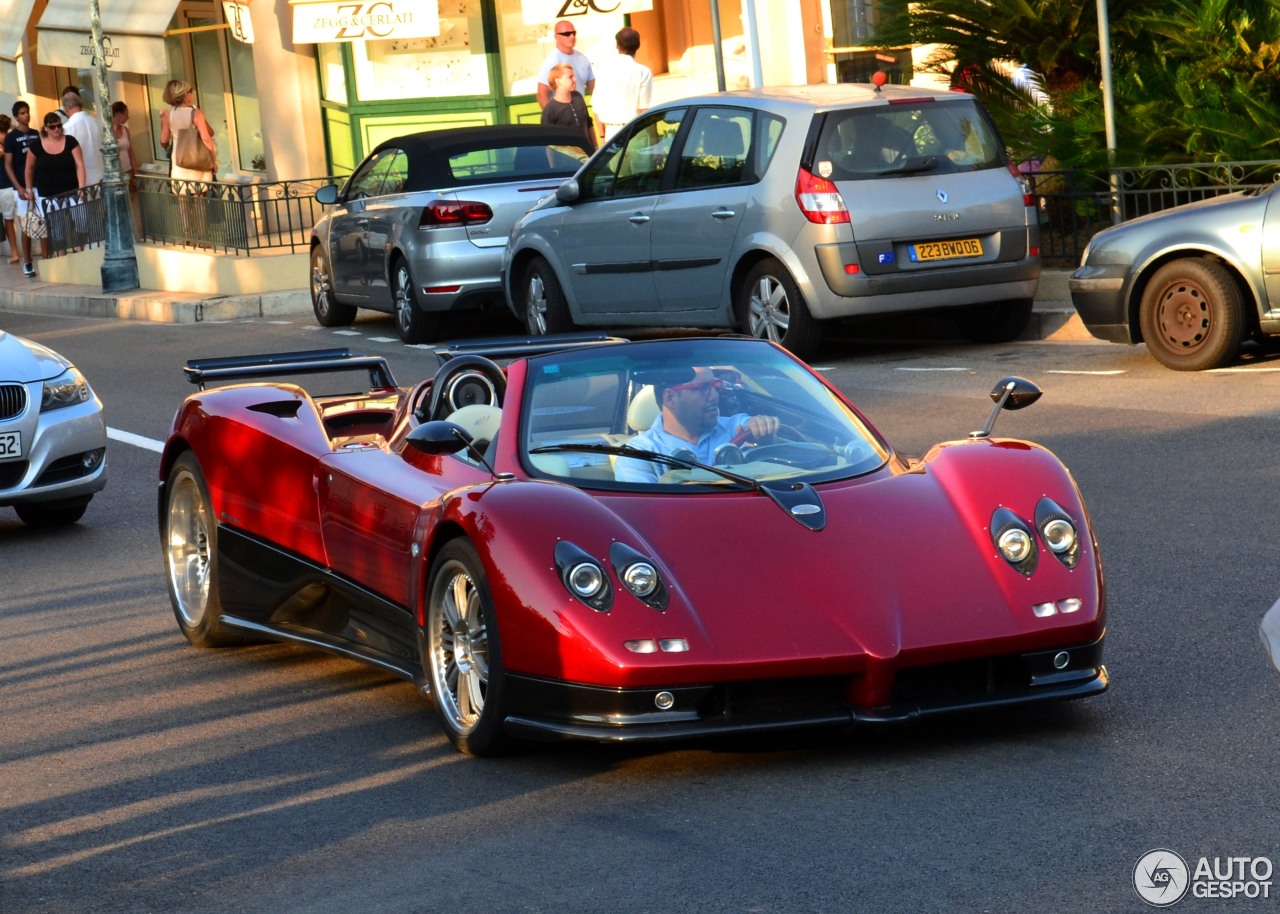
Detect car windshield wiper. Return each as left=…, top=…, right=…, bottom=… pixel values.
left=529, top=442, right=827, bottom=530
left=875, top=155, right=938, bottom=176
left=531, top=442, right=761, bottom=491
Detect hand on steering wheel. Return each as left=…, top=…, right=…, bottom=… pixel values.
left=730, top=415, right=781, bottom=447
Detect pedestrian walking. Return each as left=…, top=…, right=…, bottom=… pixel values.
left=24, top=112, right=86, bottom=268
left=591, top=27, right=652, bottom=143
left=0, top=115, right=19, bottom=264
left=61, top=91, right=104, bottom=186
left=5, top=101, right=43, bottom=276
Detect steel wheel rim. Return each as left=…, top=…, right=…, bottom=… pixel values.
left=167, top=471, right=212, bottom=626
left=311, top=254, right=332, bottom=316
left=526, top=272, right=548, bottom=335
left=394, top=264, right=414, bottom=335
left=748, top=275, right=788, bottom=343
left=430, top=560, right=490, bottom=733
left=1153, top=278, right=1212, bottom=352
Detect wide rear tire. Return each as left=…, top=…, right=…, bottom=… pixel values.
left=163, top=452, right=244, bottom=647
left=392, top=257, right=434, bottom=344
left=1138, top=259, right=1245, bottom=371
left=738, top=258, right=822, bottom=359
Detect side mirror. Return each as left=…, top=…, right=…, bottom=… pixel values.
left=315, top=184, right=339, bottom=205
left=555, top=178, right=580, bottom=204
left=970, top=376, right=1042, bottom=439
left=406, top=421, right=471, bottom=456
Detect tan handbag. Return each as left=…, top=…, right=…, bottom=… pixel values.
left=173, top=124, right=215, bottom=172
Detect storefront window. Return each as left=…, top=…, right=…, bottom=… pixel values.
left=318, top=43, right=347, bottom=104
left=352, top=0, right=488, bottom=101
left=227, top=35, right=263, bottom=171
left=497, top=0, right=624, bottom=96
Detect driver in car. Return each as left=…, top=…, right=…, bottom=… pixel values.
left=614, top=367, right=780, bottom=484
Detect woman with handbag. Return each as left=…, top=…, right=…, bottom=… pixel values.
left=22, top=113, right=84, bottom=270
left=159, top=80, right=216, bottom=245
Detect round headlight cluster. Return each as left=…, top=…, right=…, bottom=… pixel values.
left=997, top=527, right=1034, bottom=563
left=1041, top=517, right=1076, bottom=554
left=622, top=562, right=658, bottom=598
left=567, top=562, right=605, bottom=599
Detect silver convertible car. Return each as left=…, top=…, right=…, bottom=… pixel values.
left=309, top=125, right=593, bottom=344
left=1069, top=181, right=1280, bottom=370
left=0, top=330, right=107, bottom=526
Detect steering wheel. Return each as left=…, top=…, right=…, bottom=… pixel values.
left=739, top=441, right=837, bottom=470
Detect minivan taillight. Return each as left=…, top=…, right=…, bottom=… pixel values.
left=795, top=168, right=850, bottom=225
left=419, top=200, right=494, bottom=228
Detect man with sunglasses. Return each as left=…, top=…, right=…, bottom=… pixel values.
left=536, top=19, right=594, bottom=109
left=614, top=367, right=780, bottom=484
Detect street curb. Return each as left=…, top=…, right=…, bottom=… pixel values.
left=1, top=268, right=1088, bottom=342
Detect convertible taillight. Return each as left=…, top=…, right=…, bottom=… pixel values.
left=419, top=200, right=494, bottom=228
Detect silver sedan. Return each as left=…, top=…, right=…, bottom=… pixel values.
left=0, top=330, right=107, bottom=526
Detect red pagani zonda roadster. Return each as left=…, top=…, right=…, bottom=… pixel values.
left=159, top=335, right=1107, bottom=755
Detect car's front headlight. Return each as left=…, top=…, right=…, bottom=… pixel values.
left=41, top=367, right=91, bottom=412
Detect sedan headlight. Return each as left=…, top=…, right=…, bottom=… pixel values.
left=41, top=367, right=91, bottom=412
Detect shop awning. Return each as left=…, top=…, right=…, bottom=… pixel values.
left=0, top=0, right=38, bottom=93
left=289, top=0, right=438, bottom=44
left=36, top=0, right=181, bottom=74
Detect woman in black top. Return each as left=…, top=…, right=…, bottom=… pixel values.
left=541, top=64, right=597, bottom=150
left=22, top=114, right=85, bottom=262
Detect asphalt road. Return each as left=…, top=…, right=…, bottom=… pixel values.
left=3, top=307, right=1279, bottom=914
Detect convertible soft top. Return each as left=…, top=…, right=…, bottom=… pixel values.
left=370, top=125, right=592, bottom=192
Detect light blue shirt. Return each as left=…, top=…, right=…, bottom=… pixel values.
left=614, top=412, right=752, bottom=484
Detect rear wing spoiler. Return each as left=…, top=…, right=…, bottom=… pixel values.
left=182, top=348, right=397, bottom=391
left=434, top=332, right=627, bottom=363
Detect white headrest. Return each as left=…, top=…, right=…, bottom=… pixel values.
left=446, top=404, right=502, bottom=442
left=627, top=385, right=659, bottom=433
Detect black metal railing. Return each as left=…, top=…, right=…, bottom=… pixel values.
left=137, top=175, right=338, bottom=254
left=41, top=183, right=106, bottom=257
left=1027, top=160, right=1280, bottom=263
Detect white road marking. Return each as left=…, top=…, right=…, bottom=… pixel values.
left=333, top=330, right=361, bottom=336
left=896, top=366, right=970, bottom=372
left=108, top=428, right=164, bottom=453
left=1045, top=369, right=1126, bottom=375
left=1211, top=366, right=1280, bottom=373
left=368, top=336, right=398, bottom=343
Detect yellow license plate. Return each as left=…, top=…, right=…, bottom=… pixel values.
left=910, top=238, right=984, bottom=262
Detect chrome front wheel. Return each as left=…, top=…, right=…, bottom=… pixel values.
left=425, top=540, right=508, bottom=755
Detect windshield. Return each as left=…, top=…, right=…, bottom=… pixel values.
left=520, top=338, right=889, bottom=490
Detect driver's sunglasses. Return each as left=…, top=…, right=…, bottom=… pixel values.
left=669, top=378, right=723, bottom=397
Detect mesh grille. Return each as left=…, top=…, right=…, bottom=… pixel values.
left=0, top=460, right=28, bottom=488
left=0, top=383, right=26, bottom=420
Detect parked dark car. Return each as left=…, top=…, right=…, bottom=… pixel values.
left=1069, top=183, right=1280, bottom=370
left=310, top=125, right=593, bottom=343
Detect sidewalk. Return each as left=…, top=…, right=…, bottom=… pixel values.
left=0, top=256, right=1086, bottom=341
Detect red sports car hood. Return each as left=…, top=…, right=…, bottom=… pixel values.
left=590, top=441, right=1101, bottom=672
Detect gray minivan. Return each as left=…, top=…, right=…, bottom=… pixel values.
left=502, top=83, right=1040, bottom=356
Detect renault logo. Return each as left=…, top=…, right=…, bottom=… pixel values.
left=936, top=189, right=949, bottom=203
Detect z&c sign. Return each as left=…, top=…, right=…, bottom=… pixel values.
left=291, top=0, right=440, bottom=44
